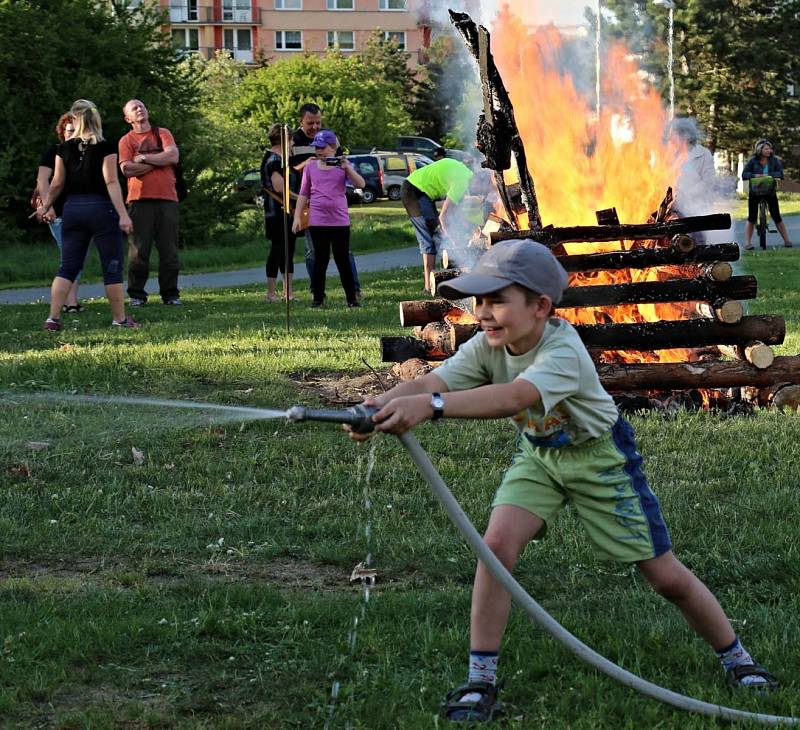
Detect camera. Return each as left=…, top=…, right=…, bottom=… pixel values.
left=325, top=157, right=343, bottom=167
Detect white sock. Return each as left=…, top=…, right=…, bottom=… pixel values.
left=460, top=651, right=498, bottom=703
left=716, top=637, right=766, bottom=686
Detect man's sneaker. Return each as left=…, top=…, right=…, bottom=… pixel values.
left=165, top=298, right=182, bottom=306
left=129, top=298, right=146, bottom=307
left=43, top=317, right=62, bottom=331
left=112, top=316, right=141, bottom=328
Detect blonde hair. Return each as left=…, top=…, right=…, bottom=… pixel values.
left=70, top=99, right=104, bottom=144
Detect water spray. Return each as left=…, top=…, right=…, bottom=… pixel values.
left=283, top=404, right=798, bottom=726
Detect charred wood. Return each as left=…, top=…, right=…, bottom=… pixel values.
left=399, top=299, right=453, bottom=327
left=555, top=242, right=739, bottom=272
left=598, top=356, right=800, bottom=391
left=558, top=276, right=756, bottom=309
left=580, top=315, right=784, bottom=351
left=490, top=213, right=732, bottom=246
left=701, top=262, right=733, bottom=282
left=381, top=336, right=446, bottom=362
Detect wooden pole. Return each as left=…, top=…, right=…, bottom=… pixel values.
left=281, top=124, right=292, bottom=334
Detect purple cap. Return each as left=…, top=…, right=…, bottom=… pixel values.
left=312, top=129, right=338, bottom=148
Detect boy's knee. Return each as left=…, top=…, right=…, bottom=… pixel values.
left=642, top=563, right=693, bottom=600
left=482, top=532, right=524, bottom=569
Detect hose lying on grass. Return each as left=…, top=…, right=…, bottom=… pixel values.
left=396, top=431, right=798, bottom=726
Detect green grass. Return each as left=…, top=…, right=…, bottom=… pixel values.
left=1, top=255, right=799, bottom=727
left=0, top=205, right=414, bottom=289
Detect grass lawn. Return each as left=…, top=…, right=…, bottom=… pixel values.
left=0, top=202, right=414, bottom=290
left=1, top=253, right=799, bottom=727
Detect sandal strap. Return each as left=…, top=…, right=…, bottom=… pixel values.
left=442, top=679, right=504, bottom=722
left=727, top=662, right=779, bottom=688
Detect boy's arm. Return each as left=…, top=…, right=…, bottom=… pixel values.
left=368, top=376, right=540, bottom=436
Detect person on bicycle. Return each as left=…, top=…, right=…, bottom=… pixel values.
left=741, top=139, right=794, bottom=249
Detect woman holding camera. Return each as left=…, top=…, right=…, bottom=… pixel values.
left=291, top=129, right=364, bottom=308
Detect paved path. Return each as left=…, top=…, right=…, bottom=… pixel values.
left=3, top=214, right=799, bottom=305
left=0, top=246, right=422, bottom=305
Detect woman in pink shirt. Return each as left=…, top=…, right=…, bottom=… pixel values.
left=292, top=129, right=365, bottom=308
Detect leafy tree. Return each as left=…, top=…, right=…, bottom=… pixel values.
left=601, top=0, right=800, bottom=171
left=234, top=52, right=413, bottom=149
left=0, top=0, right=198, bottom=243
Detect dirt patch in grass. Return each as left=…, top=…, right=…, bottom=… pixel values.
left=288, top=369, right=401, bottom=405
left=0, top=557, right=422, bottom=593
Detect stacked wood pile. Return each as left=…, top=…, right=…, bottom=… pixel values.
left=379, top=11, right=800, bottom=408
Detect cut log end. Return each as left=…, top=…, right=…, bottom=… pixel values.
left=702, top=262, right=733, bottom=282
left=671, top=234, right=696, bottom=253
left=696, top=299, right=744, bottom=324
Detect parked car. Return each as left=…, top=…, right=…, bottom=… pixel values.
left=344, top=154, right=384, bottom=204
left=396, top=136, right=442, bottom=157
left=234, top=168, right=264, bottom=206
left=373, top=151, right=432, bottom=200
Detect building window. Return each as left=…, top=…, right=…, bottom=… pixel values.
left=275, top=0, right=301, bottom=7
left=327, top=0, right=354, bottom=10
left=327, top=30, right=355, bottom=50
left=379, top=0, right=405, bottom=8
left=276, top=30, right=302, bottom=50
left=172, top=28, right=199, bottom=52
left=222, top=0, right=252, bottom=22
left=169, top=0, right=199, bottom=22
left=383, top=31, right=406, bottom=49
left=223, top=28, right=253, bottom=61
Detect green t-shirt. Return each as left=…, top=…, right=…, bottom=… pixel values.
left=435, top=318, right=619, bottom=446
left=407, top=158, right=473, bottom=203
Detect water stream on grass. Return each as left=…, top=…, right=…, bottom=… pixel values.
left=324, top=440, right=378, bottom=730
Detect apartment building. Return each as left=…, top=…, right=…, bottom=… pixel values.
left=164, top=0, right=432, bottom=65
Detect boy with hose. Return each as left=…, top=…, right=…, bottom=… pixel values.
left=348, top=240, right=778, bottom=722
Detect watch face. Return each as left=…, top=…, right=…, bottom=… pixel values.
left=432, top=394, right=445, bottom=411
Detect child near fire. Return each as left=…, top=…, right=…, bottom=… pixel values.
left=347, top=239, right=778, bottom=722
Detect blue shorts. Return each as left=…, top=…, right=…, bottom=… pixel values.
left=401, top=181, right=440, bottom=255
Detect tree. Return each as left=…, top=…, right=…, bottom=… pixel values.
left=601, top=0, right=800, bottom=171
left=0, top=0, right=198, bottom=243
left=234, top=52, right=413, bottom=150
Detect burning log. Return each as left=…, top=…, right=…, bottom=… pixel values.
left=579, top=315, right=784, bottom=352
left=671, top=234, right=696, bottom=253
left=490, top=213, right=732, bottom=246
left=718, top=341, right=775, bottom=370
left=430, top=269, right=462, bottom=295
left=701, top=262, right=733, bottom=282
left=597, top=356, right=800, bottom=391
left=556, top=242, right=740, bottom=273
left=695, top=300, right=744, bottom=325
left=399, top=299, right=453, bottom=327
left=381, top=336, right=446, bottom=362
left=558, top=276, right=756, bottom=309
left=418, top=321, right=456, bottom=355
left=450, top=10, right=541, bottom=230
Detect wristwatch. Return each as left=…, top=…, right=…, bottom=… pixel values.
left=430, top=392, right=445, bottom=421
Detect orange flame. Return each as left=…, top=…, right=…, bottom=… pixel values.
left=489, top=5, right=701, bottom=364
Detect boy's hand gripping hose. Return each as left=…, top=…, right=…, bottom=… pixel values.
left=286, top=405, right=797, bottom=725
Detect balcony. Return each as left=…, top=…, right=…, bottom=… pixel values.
left=168, top=3, right=261, bottom=24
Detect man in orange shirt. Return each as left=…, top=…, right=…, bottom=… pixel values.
left=118, top=99, right=182, bottom=306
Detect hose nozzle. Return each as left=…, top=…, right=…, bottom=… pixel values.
left=286, top=404, right=379, bottom=434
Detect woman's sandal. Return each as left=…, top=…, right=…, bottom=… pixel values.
left=726, top=663, right=780, bottom=692
left=62, top=304, right=84, bottom=313
left=440, top=679, right=504, bottom=723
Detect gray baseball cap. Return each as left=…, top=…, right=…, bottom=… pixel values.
left=437, top=239, right=569, bottom=304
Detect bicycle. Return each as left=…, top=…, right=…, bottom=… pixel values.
left=749, top=175, right=778, bottom=250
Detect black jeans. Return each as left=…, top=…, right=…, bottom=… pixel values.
left=265, top=213, right=296, bottom=278
left=127, top=199, right=180, bottom=302
left=309, top=225, right=357, bottom=304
